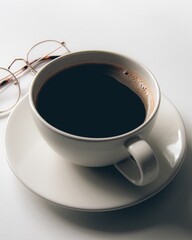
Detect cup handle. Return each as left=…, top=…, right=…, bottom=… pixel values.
left=114, top=139, right=159, bottom=186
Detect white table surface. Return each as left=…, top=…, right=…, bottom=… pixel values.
left=1, top=1, right=192, bottom=239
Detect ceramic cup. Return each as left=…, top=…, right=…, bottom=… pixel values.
left=29, top=51, right=160, bottom=186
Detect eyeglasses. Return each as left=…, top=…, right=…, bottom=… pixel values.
left=0, top=40, right=70, bottom=116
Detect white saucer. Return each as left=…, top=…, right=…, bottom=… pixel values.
left=4, top=95, right=186, bottom=212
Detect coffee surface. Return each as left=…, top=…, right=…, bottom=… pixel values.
left=36, top=63, right=146, bottom=138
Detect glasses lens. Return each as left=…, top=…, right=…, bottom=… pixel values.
left=0, top=68, right=20, bottom=114
left=27, top=40, right=69, bottom=71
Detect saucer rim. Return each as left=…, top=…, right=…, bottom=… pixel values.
left=4, top=94, right=187, bottom=212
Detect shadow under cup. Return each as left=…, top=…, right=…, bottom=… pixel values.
left=29, top=51, right=160, bottom=186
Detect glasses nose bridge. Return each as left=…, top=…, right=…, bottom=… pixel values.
left=8, top=58, right=27, bottom=69
left=8, top=58, right=37, bottom=76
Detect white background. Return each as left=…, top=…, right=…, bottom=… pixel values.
left=0, top=0, right=192, bottom=239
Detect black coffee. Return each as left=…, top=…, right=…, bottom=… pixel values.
left=36, top=63, right=146, bottom=138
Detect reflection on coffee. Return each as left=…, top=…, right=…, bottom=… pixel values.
left=36, top=63, right=147, bottom=138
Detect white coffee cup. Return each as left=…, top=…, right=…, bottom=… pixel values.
left=29, top=51, right=160, bottom=186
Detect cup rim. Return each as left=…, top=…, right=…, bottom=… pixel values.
left=29, top=50, right=161, bottom=142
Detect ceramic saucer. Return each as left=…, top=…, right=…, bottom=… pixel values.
left=4, top=95, right=186, bottom=212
